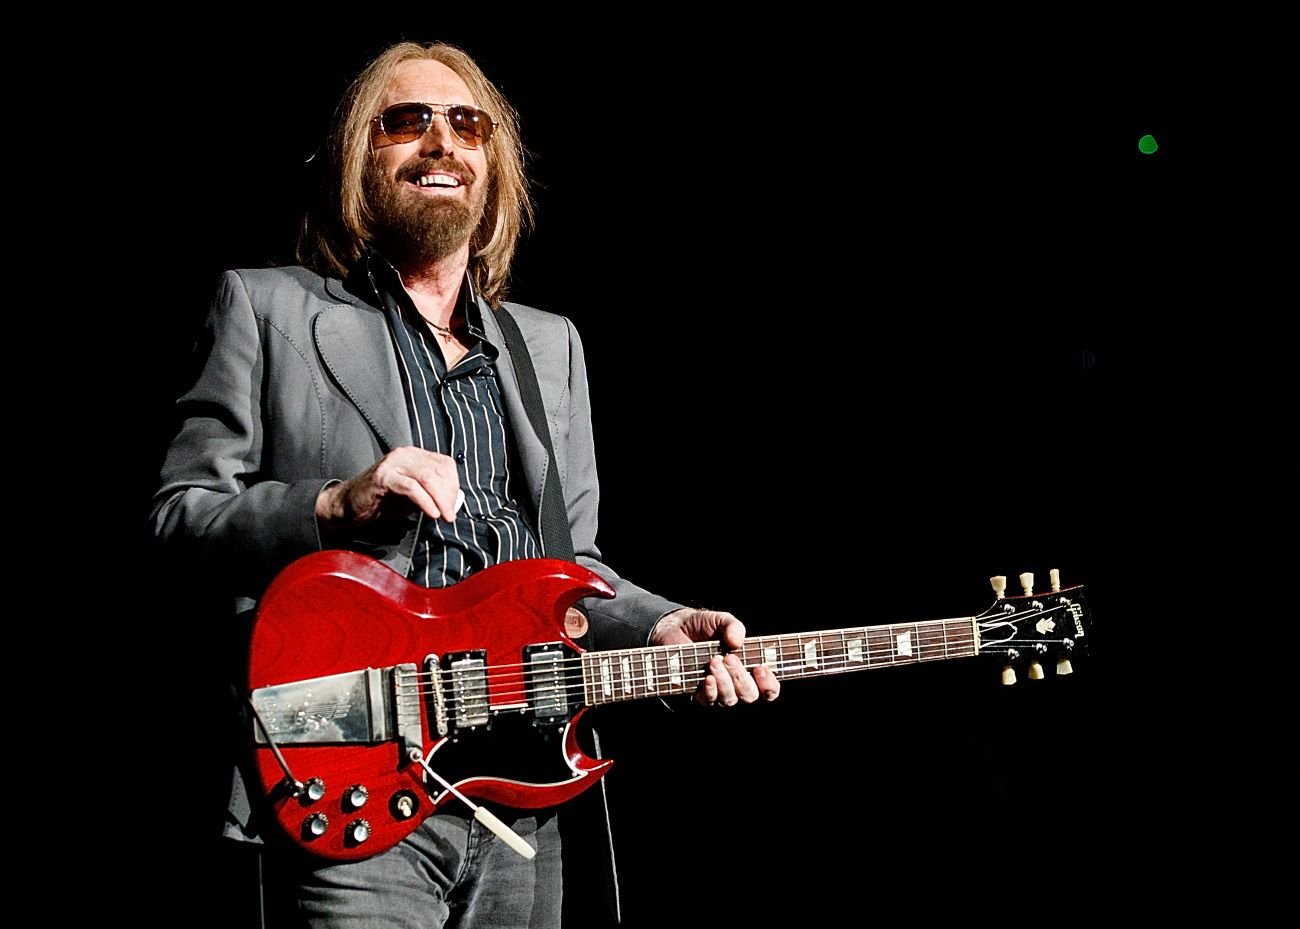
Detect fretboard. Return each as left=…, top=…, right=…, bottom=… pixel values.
left=580, top=617, right=979, bottom=706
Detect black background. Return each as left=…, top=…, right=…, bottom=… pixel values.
left=23, top=3, right=1292, bottom=926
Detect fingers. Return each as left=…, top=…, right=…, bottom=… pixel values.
left=753, top=663, right=781, bottom=701
left=700, top=654, right=766, bottom=707
left=667, top=609, right=743, bottom=646
left=717, top=616, right=746, bottom=650
left=376, top=450, right=460, bottom=521
left=667, top=610, right=780, bottom=708
left=695, top=672, right=720, bottom=707
left=346, top=447, right=462, bottom=524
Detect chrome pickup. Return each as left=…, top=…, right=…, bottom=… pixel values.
left=524, top=643, right=569, bottom=724
left=251, top=664, right=422, bottom=753
left=445, top=651, right=490, bottom=730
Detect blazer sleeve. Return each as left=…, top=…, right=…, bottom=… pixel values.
left=149, top=270, right=332, bottom=597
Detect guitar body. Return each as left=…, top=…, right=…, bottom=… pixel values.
left=248, top=550, right=616, bottom=861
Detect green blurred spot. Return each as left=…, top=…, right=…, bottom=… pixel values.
left=1138, top=133, right=1159, bottom=154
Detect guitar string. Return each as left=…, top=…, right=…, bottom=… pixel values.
left=263, top=593, right=1078, bottom=708
left=398, top=619, right=988, bottom=704
left=276, top=639, right=997, bottom=725
left=402, top=635, right=979, bottom=690
left=399, top=632, right=988, bottom=708
left=372, top=604, right=1066, bottom=709
left=256, top=598, right=1080, bottom=738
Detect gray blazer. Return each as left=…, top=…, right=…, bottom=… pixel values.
left=152, top=265, right=680, bottom=646
left=150, top=264, right=682, bottom=850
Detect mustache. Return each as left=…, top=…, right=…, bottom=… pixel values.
left=398, top=158, right=473, bottom=186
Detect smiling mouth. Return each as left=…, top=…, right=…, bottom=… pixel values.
left=416, top=173, right=463, bottom=189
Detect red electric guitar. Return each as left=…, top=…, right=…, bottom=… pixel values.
left=248, top=550, right=1090, bottom=861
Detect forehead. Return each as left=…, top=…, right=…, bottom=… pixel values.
left=384, top=60, right=476, bottom=106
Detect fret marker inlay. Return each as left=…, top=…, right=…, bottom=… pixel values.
left=802, top=640, right=819, bottom=668
left=667, top=653, right=683, bottom=687
left=895, top=631, right=912, bottom=658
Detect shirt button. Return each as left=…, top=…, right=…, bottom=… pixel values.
left=455, top=452, right=465, bottom=463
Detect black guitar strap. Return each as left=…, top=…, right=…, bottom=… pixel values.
left=496, top=305, right=577, bottom=564
left=495, top=304, right=620, bottom=925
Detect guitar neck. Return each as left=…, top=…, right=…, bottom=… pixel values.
left=580, top=616, right=979, bottom=706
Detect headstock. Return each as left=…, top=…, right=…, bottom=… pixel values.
left=978, top=569, right=1090, bottom=684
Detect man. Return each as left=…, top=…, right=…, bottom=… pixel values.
left=150, top=39, right=779, bottom=928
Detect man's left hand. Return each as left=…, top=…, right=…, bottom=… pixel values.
left=650, top=608, right=781, bottom=707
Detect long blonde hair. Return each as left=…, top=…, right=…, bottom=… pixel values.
left=296, top=41, right=533, bottom=307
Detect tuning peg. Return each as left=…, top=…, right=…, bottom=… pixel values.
left=1027, top=660, right=1045, bottom=680
left=1049, top=568, right=1061, bottom=592
left=1001, top=664, right=1016, bottom=685
left=990, top=576, right=1007, bottom=600
left=1056, top=657, right=1073, bottom=676
left=1019, top=572, right=1034, bottom=596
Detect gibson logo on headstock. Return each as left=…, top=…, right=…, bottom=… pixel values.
left=1064, top=598, right=1086, bottom=638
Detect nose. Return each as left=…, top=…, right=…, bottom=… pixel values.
left=416, top=111, right=459, bottom=154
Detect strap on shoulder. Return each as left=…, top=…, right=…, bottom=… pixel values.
left=495, top=306, right=576, bottom=563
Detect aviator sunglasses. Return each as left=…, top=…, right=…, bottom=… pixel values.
left=373, top=101, right=497, bottom=148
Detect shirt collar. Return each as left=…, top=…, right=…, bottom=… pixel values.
left=361, top=249, right=489, bottom=343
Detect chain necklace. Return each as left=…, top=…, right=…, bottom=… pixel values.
left=426, top=318, right=459, bottom=343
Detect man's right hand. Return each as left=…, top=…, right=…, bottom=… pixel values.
left=315, top=446, right=463, bottom=527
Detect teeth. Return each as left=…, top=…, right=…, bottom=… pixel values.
left=417, top=174, right=460, bottom=188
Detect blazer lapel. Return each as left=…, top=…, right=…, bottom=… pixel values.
left=314, top=299, right=412, bottom=451
left=309, top=282, right=548, bottom=523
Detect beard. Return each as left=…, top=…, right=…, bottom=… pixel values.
left=365, top=159, right=487, bottom=267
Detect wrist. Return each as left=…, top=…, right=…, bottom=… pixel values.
left=650, top=608, right=689, bottom=643
left=315, top=480, right=346, bottom=523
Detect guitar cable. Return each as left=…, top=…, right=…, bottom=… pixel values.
left=246, top=696, right=305, bottom=795
left=409, top=747, right=537, bottom=860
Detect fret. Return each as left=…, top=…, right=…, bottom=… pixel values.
left=917, top=621, right=946, bottom=661
left=826, top=630, right=850, bottom=671
left=650, top=649, right=668, bottom=695
left=866, top=626, right=892, bottom=666
left=687, top=642, right=715, bottom=694
left=820, top=632, right=839, bottom=669
left=585, top=618, right=980, bottom=705
left=824, top=630, right=844, bottom=670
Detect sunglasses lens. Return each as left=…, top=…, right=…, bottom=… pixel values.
left=380, top=104, right=432, bottom=143
left=447, top=106, right=493, bottom=147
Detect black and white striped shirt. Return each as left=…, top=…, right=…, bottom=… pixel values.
left=368, top=255, right=541, bottom=588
